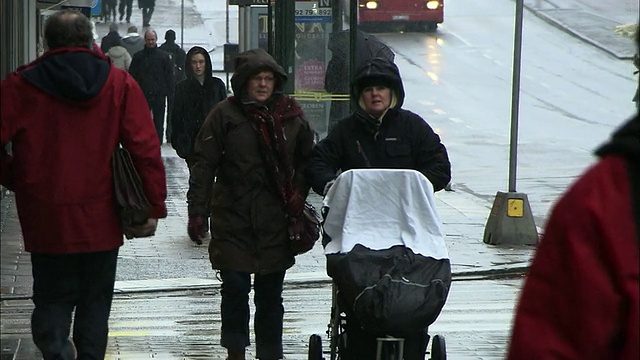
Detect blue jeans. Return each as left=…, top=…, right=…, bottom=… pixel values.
left=220, top=270, right=286, bottom=359
left=30, top=248, right=119, bottom=360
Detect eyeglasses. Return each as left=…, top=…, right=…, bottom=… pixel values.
left=250, top=75, right=276, bottom=84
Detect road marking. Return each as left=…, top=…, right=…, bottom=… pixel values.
left=419, top=100, right=435, bottom=106
left=449, top=117, right=463, bottom=123
left=433, top=108, right=446, bottom=115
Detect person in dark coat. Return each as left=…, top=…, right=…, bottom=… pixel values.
left=306, top=57, right=451, bottom=360
left=307, top=57, right=451, bottom=196
left=186, top=48, right=315, bottom=360
left=129, top=29, right=175, bottom=144
left=121, top=25, right=144, bottom=56
left=159, top=29, right=187, bottom=142
left=171, top=46, right=226, bottom=237
left=138, top=0, right=156, bottom=27
left=118, top=0, right=133, bottom=23
left=0, top=10, right=166, bottom=360
left=171, top=46, right=226, bottom=162
left=100, top=22, right=121, bottom=54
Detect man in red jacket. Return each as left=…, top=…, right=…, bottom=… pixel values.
left=507, top=115, right=639, bottom=360
left=0, top=10, right=167, bottom=360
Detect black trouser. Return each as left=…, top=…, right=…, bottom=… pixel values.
left=141, top=6, right=155, bottom=26
left=145, top=94, right=166, bottom=144
left=220, top=270, right=285, bottom=359
left=118, top=0, right=133, bottom=21
left=31, top=248, right=119, bottom=360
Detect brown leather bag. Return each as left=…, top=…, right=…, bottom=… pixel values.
left=112, top=147, right=152, bottom=228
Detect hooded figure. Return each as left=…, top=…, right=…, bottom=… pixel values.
left=307, top=57, right=451, bottom=196
left=186, top=48, right=315, bottom=360
left=508, top=116, right=640, bottom=360
left=106, top=41, right=132, bottom=70
left=171, top=46, right=226, bottom=161
left=121, top=25, right=144, bottom=56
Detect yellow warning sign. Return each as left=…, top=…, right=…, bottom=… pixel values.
left=507, top=199, right=524, bottom=217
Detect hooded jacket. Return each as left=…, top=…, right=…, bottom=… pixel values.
left=0, top=47, right=167, bottom=254
left=171, top=46, right=227, bottom=158
left=508, top=116, right=639, bottom=360
left=306, top=57, right=451, bottom=195
left=187, top=48, right=315, bottom=274
left=121, top=33, right=144, bottom=56
left=106, top=45, right=132, bottom=70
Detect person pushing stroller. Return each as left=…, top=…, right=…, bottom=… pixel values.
left=307, top=57, right=452, bottom=359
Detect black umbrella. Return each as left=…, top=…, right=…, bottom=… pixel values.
left=327, top=29, right=395, bottom=70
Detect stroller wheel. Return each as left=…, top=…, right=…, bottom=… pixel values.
left=430, top=335, right=446, bottom=360
left=308, top=334, right=323, bottom=360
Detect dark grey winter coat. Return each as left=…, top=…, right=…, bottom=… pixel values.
left=171, top=46, right=227, bottom=159
left=187, top=48, right=315, bottom=274
left=128, top=46, right=175, bottom=98
left=307, top=57, right=451, bottom=194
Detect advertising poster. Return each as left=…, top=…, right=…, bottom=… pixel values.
left=294, top=0, right=332, bottom=136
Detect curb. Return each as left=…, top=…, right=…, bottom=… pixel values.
left=523, top=4, right=634, bottom=60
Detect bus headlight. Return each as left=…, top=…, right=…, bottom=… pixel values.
left=365, top=1, right=378, bottom=9
left=426, top=0, right=440, bottom=10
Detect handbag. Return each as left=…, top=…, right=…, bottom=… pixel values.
left=290, top=201, right=322, bottom=255
left=112, top=147, right=152, bottom=228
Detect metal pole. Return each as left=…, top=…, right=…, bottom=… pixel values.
left=180, top=0, right=184, bottom=48
left=508, top=0, right=524, bottom=193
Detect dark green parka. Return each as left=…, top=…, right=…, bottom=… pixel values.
left=187, top=48, right=315, bottom=274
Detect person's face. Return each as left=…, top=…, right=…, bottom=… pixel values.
left=247, top=71, right=276, bottom=103
left=361, top=85, right=392, bottom=118
left=144, top=32, right=157, bottom=48
left=191, top=53, right=206, bottom=76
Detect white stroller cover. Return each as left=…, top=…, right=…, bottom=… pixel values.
left=323, top=168, right=449, bottom=260
left=322, top=169, right=451, bottom=335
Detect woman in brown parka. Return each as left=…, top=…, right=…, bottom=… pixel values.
left=186, top=48, right=315, bottom=360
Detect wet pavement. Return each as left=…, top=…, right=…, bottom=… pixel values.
left=1, top=0, right=634, bottom=358
left=523, top=0, right=638, bottom=59
left=0, top=145, right=532, bottom=359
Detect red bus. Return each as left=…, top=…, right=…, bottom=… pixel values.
left=357, top=0, right=444, bottom=31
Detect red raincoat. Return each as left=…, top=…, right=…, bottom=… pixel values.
left=1, top=47, right=167, bottom=254
left=508, top=117, right=639, bottom=360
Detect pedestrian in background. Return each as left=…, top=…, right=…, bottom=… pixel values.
left=129, top=29, right=175, bottom=144
left=186, top=48, right=315, bottom=360
left=121, top=25, right=144, bottom=56
left=106, top=39, right=132, bottom=71
left=100, top=22, right=122, bottom=54
left=0, top=10, right=167, bottom=360
left=306, top=57, right=451, bottom=359
left=103, top=0, right=117, bottom=22
left=171, top=46, right=227, bottom=238
left=139, top=0, right=156, bottom=27
left=118, top=0, right=133, bottom=23
left=159, top=29, right=187, bottom=143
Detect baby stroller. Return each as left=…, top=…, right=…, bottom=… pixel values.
left=308, top=169, right=451, bottom=360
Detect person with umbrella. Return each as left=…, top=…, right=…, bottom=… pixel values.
left=324, top=30, right=394, bottom=132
